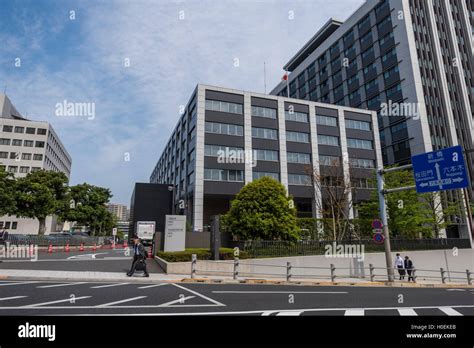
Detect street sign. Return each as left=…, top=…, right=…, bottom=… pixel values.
left=411, top=145, right=469, bottom=193
left=112, top=228, right=117, bottom=236
left=373, top=233, right=385, bottom=244
left=372, top=219, right=383, bottom=229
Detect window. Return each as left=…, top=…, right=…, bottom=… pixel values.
left=251, top=106, right=277, bottom=119
left=37, top=128, right=47, bottom=135
left=253, top=172, right=279, bottom=181
left=252, top=127, right=278, bottom=140
left=31, top=167, right=41, bottom=172
left=319, top=155, right=340, bottom=166
left=316, top=115, right=338, bottom=127
left=349, top=90, right=360, bottom=101
left=367, top=96, right=380, bottom=109
left=23, top=140, right=33, bottom=147
left=391, top=121, right=407, bottom=133
left=14, top=126, right=24, bottom=133
left=204, top=168, right=244, bottom=182
left=361, top=46, right=374, bottom=59
left=364, top=62, right=376, bottom=74
left=358, top=15, right=371, bottom=29
left=365, top=79, right=378, bottom=90
left=386, top=83, right=402, bottom=97
left=348, top=74, right=358, bottom=85
left=379, top=31, right=394, bottom=46
left=382, top=48, right=396, bottom=62
left=20, top=166, right=29, bottom=173
left=205, top=122, right=243, bottom=136
left=288, top=174, right=311, bottom=186
left=8, top=166, right=18, bottom=173
left=345, top=119, right=371, bottom=131
left=347, top=138, right=373, bottom=149
left=35, top=141, right=45, bottom=148
left=318, top=135, right=339, bottom=146
left=204, top=145, right=244, bottom=158
left=11, top=222, right=17, bottom=230
left=0, top=138, right=10, bottom=145
left=21, top=153, right=31, bottom=160
left=2, top=125, right=13, bottom=132
left=352, top=177, right=376, bottom=189
left=349, top=158, right=375, bottom=168
left=360, top=31, right=372, bottom=45
left=33, top=154, right=43, bottom=161
left=287, top=152, right=311, bottom=164
left=0, top=152, right=7, bottom=159
left=25, top=127, right=35, bottom=134
left=255, top=149, right=278, bottom=162
left=10, top=152, right=18, bottom=159
left=285, top=110, right=308, bottom=123
left=286, top=131, right=309, bottom=143
left=12, top=139, right=22, bottom=146
left=205, top=100, right=243, bottom=114
left=384, top=65, right=399, bottom=79
left=377, top=16, right=391, bottom=32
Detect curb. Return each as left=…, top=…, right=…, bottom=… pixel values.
left=0, top=274, right=188, bottom=284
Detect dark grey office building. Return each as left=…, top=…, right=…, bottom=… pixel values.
left=150, top=84, right=382, bottom=232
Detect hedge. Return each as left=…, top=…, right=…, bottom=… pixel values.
left=156, top=248, right=249, bottom=262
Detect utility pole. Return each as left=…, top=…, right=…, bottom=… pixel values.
left=377, top=169, right=394, bottom=282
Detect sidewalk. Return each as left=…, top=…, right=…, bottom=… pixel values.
left=1, top=269, right=473, bottom=288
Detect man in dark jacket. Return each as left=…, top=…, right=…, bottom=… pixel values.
left=0, top=229, right=8, bottom=245
left=127, top=236, right=149, bottom=277
left=404, top=256, right=415, bottom=282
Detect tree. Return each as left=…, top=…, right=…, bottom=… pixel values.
left=61, top=183, right=115, bottom=235
left=0, top=168, right=17, bottom=216
left=15, top=170, right=69, bottom=235
left=222, top=177, right=299, bottom=241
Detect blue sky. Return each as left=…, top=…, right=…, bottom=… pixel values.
left=0, top=0, right=364, bottom=205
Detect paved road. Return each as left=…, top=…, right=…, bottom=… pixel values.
left=0, top=279, right=473, bottom=316
left=0, top=248, right=164, bottom=273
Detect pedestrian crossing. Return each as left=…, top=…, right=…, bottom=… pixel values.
left=269, top=306, right=474, bottom=316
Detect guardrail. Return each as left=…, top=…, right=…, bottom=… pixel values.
left=5, top=234, right=104, bottom=247
left=189, top=255, right=473, bottom=285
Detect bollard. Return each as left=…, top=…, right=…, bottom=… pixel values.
left=330, top=264, right=336, bottom=282
left=412, top=268, right=417, bottom=282
left=286, top=262, right=292, bottom=282
left=440, top=268, right=446, bottom=284
left=191, top=254, right=197, bottom=279
left=233, top=257, right=239, bottom=280
left=369, top=264, right=375, bottom=282
left=467, top=269, right=472, bottom=285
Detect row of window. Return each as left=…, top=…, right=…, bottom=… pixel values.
left=0, top=221, right=18, bottom=230
left=0, top=138, right=45, bottom=148
left=0, top=152, right=43, bottom=161
left=205, top=100, right=243, bottom=115
left=1, top=165, right=41, bottom=174
left=2, top=125, right=47, bottom=135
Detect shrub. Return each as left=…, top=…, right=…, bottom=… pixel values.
left=156, top=248, right=249, bottom=262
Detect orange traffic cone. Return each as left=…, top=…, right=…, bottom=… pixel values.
left=47, top=243, right=53, bottom=254
left=123, top=239, right=128, bottom=248
left=79, top=242, right=84, bottom=252
left=148, top=246, right=153, bottom=259
left=64, top=242, right=70, bottom=252
left=92, top=243, right=97, bottom=251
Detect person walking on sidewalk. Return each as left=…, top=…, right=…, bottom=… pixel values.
left=404, top=256, right=415, bottom=282
left=394, top=253, right=405, bottom=280
left=127, top=236, right=149, bottom=277
left=0, top=228, right=8, bottom=245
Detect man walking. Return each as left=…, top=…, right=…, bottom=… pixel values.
left=127, top=236, right=149, bottom=277
left=0, top=228, right=8, bottom=245
left=404, top=256, right=415, bottom=282
left=394, top=253, right=405, bottom=280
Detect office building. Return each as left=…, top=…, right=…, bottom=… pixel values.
left=106, top=203, right=130, bottom=221
left=0, top=94, right=72, bottom=234
left=150, top=84, right=382, bottom=231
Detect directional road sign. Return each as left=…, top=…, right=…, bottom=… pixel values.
left=411, top=145, right=469, bottom=193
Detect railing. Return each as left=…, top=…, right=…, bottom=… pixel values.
left=229, top=239, right=471, bottom=258
left=5, top=234, right=104, bottom=247
left=190, top=256, right=473, bottom=285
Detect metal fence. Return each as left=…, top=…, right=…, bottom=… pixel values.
left=229, top=238, right=471, bottom=258
left=6, top=234, right=103, bottom=247
left=190, top=256, right=473, bottom=285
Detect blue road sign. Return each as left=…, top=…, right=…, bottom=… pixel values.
left=411, top=145, right=469, bottom=193
left=373, top=233, right=385, bottom=244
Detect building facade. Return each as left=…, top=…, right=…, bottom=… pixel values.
left=0, top=94, right=72, bottom=234
left=150, top=84, right=382, bottom=231
left=271, top=0, right=473, bottom=197
left=106, top=203, right=130, bottom=221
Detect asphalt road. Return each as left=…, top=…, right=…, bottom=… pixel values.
left=0, top=248, right=164, bottom=273
left=0, top=279, right=473, bottom=316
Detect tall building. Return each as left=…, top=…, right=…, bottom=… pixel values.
left=106, top=203, right=130, bottom=221
left=271, top=0, right=473, bottom=196
left=150, top=84, right=382, bottom=231
left=0, top=94, right=72, bottom=234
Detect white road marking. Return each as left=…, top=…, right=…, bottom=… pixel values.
left=22, top=296, right=91, bottom=307
left=276, top=311, right=302, bottom=316
left=90, top=283, right=129, bottom=289
left=398, top=308, right=418, bottom=316
left=171, top=283, right=226, bottom=307
left=68, top=253, right=108, bottom=260
left=97, top=296, right=147, bottom=307
left=439, top=307, right=463, bottom=316
left=212, top=291, right=347, bottom=294
left=138, top=283, right=168, bottom=289
left=158, top=296, right=195, bottom=307
left=0, top=296, right=28, bottom=301
left=37, top=282, right=87, bottom=288
left=261, top=311, right=274, bottom=316
left=344, top=309, right=364, bottom=316
left=446, top=289, right=466, bottom=291
left=0, top=257, right=132, bottom=262
left=0, top=281, right=39, bottom=286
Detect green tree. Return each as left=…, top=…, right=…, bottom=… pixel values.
left=15, top=170, right=69, bottom=235
left=61, top=183, right=115, bottom=235
left=0, top=167, right=17, bottom=216
left=222, top=176, right=299, bottom=241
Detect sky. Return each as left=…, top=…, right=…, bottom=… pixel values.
left=0, top=0, right=364, bottom=206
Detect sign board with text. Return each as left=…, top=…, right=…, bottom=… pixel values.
left=164, top=215, right=186, bottom=252
left=136, top=221, right=155, bottom=242
left=411, top=145, right=469, bottom=193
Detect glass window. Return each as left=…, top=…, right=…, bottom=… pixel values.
left=0, top=151, right=8, bottom=159
left=204, top=168, right=244, bottom=182
left=14, top=126, right=24, bottom=133
left=23, top=140, right=33, bottom=147
left=288, top=174, right=312, bottom=186
left=286, top=131, right=309, bottom=143
left=255, top=149, right=278, bottom=162
left=12, top=139, right=22, bottom=146
left=25, top=127, right=35, bottom=134
left=345, top=119, right=371, bottom=131
left=37, top=128, right=47, bottom=135
left=205, top=99, right=243, bottom=115
left=253, top=172, right=280, bottom=181
left=33, top=154, right=43, bottom=161
left=349, top=158, right=375, bottom=168
left=21, top=153, right=31, bottom=160
left=2, top=125, right=13, bottom=132
left=20, top=166, right=29, bottom=173
left=316, top=115, right=337, bottom=127
left=0, top=138, right=10, bottom=145
left=318, top=135, right=339, bottom=146
left=205, top=122, right=243, bottom=136
left=347, top=138, right=373, bottom=149
left=8, top=166, right=18, bottom=173
left=319, top=155, right=340, bottom=166
left=251, top=106, right=277, bottom=119
left=285, top=110, right=308, bottom=123
left=252, top=127, right=278, bottom=140
left=35, top=141, right=45, bottom=148
left=287, top=152, right=311, bottom=164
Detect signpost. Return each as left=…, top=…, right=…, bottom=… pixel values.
left=112, top=228, right=117, bottom=249
left=164, top=215, right=186, bottom=252
left=412, top=145, right=468, bottom=193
